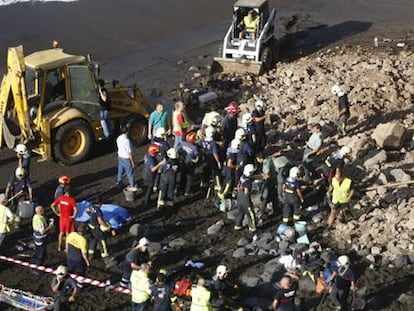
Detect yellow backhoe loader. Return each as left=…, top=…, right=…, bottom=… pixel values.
left=0, top=45, right=154, bottom=164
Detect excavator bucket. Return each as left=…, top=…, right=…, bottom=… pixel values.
left=210, top=57, right=263, bottom=76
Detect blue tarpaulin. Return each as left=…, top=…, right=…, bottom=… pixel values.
left=75, top=200, right=131, bottom=229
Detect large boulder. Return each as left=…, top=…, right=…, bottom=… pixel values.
left=363, top=150, right=387, bottom=170
left=371, top=122, right=407, bottom=150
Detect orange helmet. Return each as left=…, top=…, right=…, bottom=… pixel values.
left=58, top=175, right=71, bottom=184
left=186, top=132, right=197, bottom=143
left=148, top=144, right=160, bottom=156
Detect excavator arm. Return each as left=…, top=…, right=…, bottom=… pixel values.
left=0, top=45, right=34, bottom=149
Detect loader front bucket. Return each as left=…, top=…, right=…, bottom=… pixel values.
left=209, top=57, right=263, bottom=76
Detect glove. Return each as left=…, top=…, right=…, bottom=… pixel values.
left=69, top=296, right=75, bottom=303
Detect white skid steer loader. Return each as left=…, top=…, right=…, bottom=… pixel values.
left=211, top=0, right=279, bottom=76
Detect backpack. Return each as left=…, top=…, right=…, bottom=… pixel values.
left=174, top=277, right=192, bottom=297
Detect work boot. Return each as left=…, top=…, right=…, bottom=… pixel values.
left=234, top=226, right=242, bottom=231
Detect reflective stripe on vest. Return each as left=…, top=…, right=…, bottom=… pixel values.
left=332, top=177, right=352, bottom=204
left=244, top=16, right=259, bottom=32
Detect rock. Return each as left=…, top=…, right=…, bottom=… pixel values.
left=371, top=122, right=407, bottom=150
left=286, top=115, right=298, bottom=126
left=398, top=293, right=414, bottom=305
left=237, top=237, right=250, bottom=247
left=366, top=254, right=376, bottom=263
left=232, top=247, right=247, bottom=258
left=261, top=258, right=284, bottom=283
left=227, top=209, right=238, bottom=220
left=258, top=76, right=270, bottom=85
left=394, top=254, right=409, bottom=268
left=363, top=150, right=387, bottom=169
left=147, top=242, right=161, bottom=256
left=207, top=220, right=224, bottom=235
left=371, top=246, right=382, bottom=256
left=188, top=65, right=200, bottom=72
left=169, top=238, right=188, bottom=248
left=239, top=269, right=261, bottom=287
left=405, top=218, right=414, bottom=231
left=389, top=168, right=411, bottom=182
left=176, top=59, right=186, bottom=66
left=129, top=223, right=145, bottom=237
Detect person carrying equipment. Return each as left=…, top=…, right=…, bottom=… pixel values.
left=222, top=102, right=239, bottom=152
left=54, top=175, right=71, bottom=200
left=142, top=144, right=166, bottom=206
left=218, top=138, right=241, bottom=200
left=252, top=99, right=267, bottom=153
left=15, top=143, right=31, bottom=177
left=151, top=271, right=177, bottom=311
left=331, top=85, right=351, bottom=137
left=234, top=164, right=257, bottom=232
left=179, top=132, right=200, bottom=196
left=32, top=205, right=54, bottom=265
left=65, top=224, right=90, bottom=288
left=120, top=237, right=151, bottom=288
left=200, top=126, right=222, bottom=193
left=321, top=146, right=351, bottom=183
left=51, top=185, right=77, bottom=252
left=329, top=255, right=356, bottom=310
left=327, top=169, right=355, bottom=228
left=282, top=167, right=304, bottom=224
left=4, top=167, right=33, bottom=213
left=158, top=148, right=180, bottom=208
left=50, top=265, right=77, bottom=311
left=190, top=278, right=212, bottom=311
left=131, top=263, right=152, bottom=311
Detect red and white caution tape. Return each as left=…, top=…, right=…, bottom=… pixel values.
left=0, top=255, right=131, bottom=295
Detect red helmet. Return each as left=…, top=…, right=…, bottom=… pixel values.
left=58, top=175, right=71, bottom=184
left=186, top=131, right=197, bottom=143
left=148, top=144, right=160, bottom=156
left=225, top=102, right=240, bottom=114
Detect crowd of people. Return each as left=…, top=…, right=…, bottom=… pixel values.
left=0, top=83, right=358, bottom=310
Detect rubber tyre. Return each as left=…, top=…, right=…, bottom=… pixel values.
left=53, top=119, right=93, bottom=165
left=260, top=46, right=273, bottom=72
left=127, top=115, right=148, bottom=147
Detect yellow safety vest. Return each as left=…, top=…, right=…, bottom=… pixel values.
left=0, top=205, right=10, bottom=233
left=131, top=270, right=151, bottom=304
left=190, top=285, right=212, bottom=311
left=332, top=177, right=352, bottom=204
left=32, top=214, right=48, bottom=237
left=244, top=16, right=259, bottom=32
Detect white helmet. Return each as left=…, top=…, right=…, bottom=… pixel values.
left=339, top=146, right=352, bottom=157
left=243, top=164, right=255, bottom=177
left=235, top=128, right=246, bottom=141
left=167, top=148, right=178, bottom=159
left=281, top=227, right=296, bottom=242
left=205, top=126, right=215, bottom=139
left=242, top=113, right=253, bottom=125
left=255, top=99, right=265, bottom=110
left=155, top=127, right=166, bottom=138
left=230, top=138, right=241, bottom=151
left=331, top=84, right=342, bottom=95
left=15, top=167, right=25, bottom=179
left=289, top=166, right=300, bottom=179
left=55, top=265, right=67, bottom=276
left=210, top=115, right=222, bottom=128
left=337, top=255, right=350, bottom=267
left=138, top=237, right=149, bottom=248
left=15, top=144, right=27, bottom=155
left=216, top=265, right=228, bottom=277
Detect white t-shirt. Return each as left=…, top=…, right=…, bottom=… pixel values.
left=117, top=134, right=132, bottom=159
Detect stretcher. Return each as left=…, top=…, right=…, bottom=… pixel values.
left=0, top=283, right=54, bottom=310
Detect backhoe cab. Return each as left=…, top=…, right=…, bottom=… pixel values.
left=211, top=0, right=279, bottom=75
left=0, top=46, right=154, bottom=165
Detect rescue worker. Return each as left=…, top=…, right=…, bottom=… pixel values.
left=51, top=185, right=77, bottom=252
left=271, top=272, right=299, bottom=311
left=86, top=199, right=112, bottom=266
left=158, top=148, right=179, bottom=208
left=222, top=102, right=240, bottom=152
left=4, top=167, right=33, bottom=211
left=117, top=124, right=136, bottom=189
left=327, top=169, right=355, bottom=228
left=241, top=113, right=257, bottom=147
left=238, top=9, right=260, bottom=40
left=190, top=278, right=212, bottom=311
left=120, top=237, right=151, bottom=288
left=148, top=103, right=171, bottom=140
left=54, top=175, right=71, bottom=200
left=150, top=271, right=176, bottom=311
left=0, top=198, right=14, bottom=252
left=331, top=85, right=351, bottom=137
left=329, top=255, right=356, bottom=310
left=172, top=101, right=190, bottom=150
left=131, top=263, right=152, bottom=311
left=282, top=167, right=304, bottom=224
left=15, top=143, right=31, bottom=177
left=97, top=79, right=112, bottom=139
left=51, top=265, right=77, bottom=311
left=252, top=99, right=267, bottom=153
left=234, top=164, right=257, bottom=232
left=302, top=123, right=323, bottom=180
left=236, top=128, right=255, bottom=185
left=65, top=224, right=90, bottom=288
left=210, top=265, right=239, bottom=310
left=201, top=103, right=221, bottom=132
left=142, top=144, right=166, bottom=206
left=151, top=127, right=169, bottom=193
left=218, top=138, right=241, bottom=200
left=321, top=146, right=352, bottom=183
left=200, top=126, right=222, bottom=193
left=32, top=205, right=54, bottom=265
left=179, top=131, right=200, bottom=196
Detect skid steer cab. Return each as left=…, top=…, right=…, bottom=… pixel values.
left=211, top=0, right=279, bottom=75
left=0, top=46, right=155, bottom=165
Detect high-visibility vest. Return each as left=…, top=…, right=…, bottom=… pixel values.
left=131, top=270, right=151, bottom=304
left=190, top=285, right=212, bottom=311
left=244, top=16, right=259, bottom=32
left=332, top=177, right=352, bottom=204
left=0, top=205, right=10, bottom=233
left=32, top=214, right=48, bottom=238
